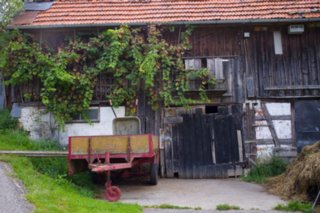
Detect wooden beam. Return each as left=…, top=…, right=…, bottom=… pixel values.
left=0, top=151, right=68, bottom=157
left=261, top=102, right=280, bottom=147
left=265, top=85, right=320, bottom=90
left=237, top=130, right=243, bottom=162
left=255, top=115, right=292, bottom=121
left=256, top=139, right=292, bottom=145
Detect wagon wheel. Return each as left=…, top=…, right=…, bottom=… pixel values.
left=105, top=185, right=121, bottom=202
left=149, top=163, right=158, bottom=185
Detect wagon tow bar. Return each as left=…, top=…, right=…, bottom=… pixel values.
left=89, top=151, right=133, bottom=201
left=104, top=152, right=120, bottom=201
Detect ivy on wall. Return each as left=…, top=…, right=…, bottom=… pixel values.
left=1, top=25, right=215, bottom=127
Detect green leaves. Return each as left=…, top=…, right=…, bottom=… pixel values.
left=2, top=25, right=214, bottom=127
left=0, top=0, right=23, bottom=27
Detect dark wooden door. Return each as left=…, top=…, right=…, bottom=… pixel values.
left=295, top=100, right=320, bottom=152
left=163, top=108, right=243, bottom=178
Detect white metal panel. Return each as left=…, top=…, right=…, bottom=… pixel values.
left=273, top=31, right=283, bottom=55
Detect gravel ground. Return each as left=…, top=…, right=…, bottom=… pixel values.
left=0, top=162, right=33, bottom=213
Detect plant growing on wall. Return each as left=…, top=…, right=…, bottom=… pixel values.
left=1, top=25, right=215, bottom=127
left=2, top=31, right=96, bottom=126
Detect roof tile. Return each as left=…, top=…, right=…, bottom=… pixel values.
left=11, top=0, right=320, bottom=27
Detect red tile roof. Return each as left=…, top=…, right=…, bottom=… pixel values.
left=11, top=0, right=320, bottom=28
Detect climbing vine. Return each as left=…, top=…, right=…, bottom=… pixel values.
left=1, top=25, right=215, bottom=127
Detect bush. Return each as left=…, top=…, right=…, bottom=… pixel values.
left=243, top=157, right=287, bottom=183
left=0, top=109, right=17, bottom=130
left=274, top=201, right=312, bottom=213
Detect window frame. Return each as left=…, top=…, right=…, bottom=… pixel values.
left=68, top=107, right=100, bottom=123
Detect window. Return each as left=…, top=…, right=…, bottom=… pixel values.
left=71, top=108, right=100, bottom=123
left=185, top=59, right=202, bottom=70
left=207, top=58, right=233, bottom=94
left=185, top=59, right=210, bottom=91
left=185, top=57, right=232, bottom=92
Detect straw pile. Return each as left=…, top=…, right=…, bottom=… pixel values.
left=268, top=141, right=320, bottom=201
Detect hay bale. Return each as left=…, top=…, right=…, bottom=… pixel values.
left=268, top=141, right=320, bottom=201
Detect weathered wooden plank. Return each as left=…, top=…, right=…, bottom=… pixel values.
left=256, top=138, right=293, bottom=145
left=265, top=85, right=320, bottom=90
left=163, top=109, right=244, bottom=178
left=163, top=116, right=183, bottom=124
left=164, top=126, right=175, bottom=178
left=255, top=115, right=292, bottom=121
left=237, top=130, right=244, bottom=162
left=261, top=102, right=280, bottom=147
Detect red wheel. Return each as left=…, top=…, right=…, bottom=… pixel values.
left=105, top=186, right=121, bottom=202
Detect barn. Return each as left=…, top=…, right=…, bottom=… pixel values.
left=3, top=0, right=320, bottom=178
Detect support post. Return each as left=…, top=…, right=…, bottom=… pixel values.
left=261, top=102, right=280, bottom=147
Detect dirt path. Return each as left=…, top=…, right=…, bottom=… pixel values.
left=0, top=162, right=33, bottom=213
left=120, top=179, right=286, bottom=211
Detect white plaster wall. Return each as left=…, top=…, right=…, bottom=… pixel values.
left=255, top=126, right=272, bottom=140
left=255, top=120, right=291, bottom=140
left=273, top=120, right=291, bottom=139
left=57, top=107, right=125, bottom=145
left=19, top=106, right=55, bottom=140
left=256, top=144, right=274, bottom=162
left=18, top=106, right=125, bottom=146
left=253, top=102, right=293, bottom=161
left=266, top=103, right=291, bottom=116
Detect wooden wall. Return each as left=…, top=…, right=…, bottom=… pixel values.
left=243, top=26, right=320, bottom=98
left=15, top=23, right=320, bottom=106
left=166, top=24, right=320, bottom=100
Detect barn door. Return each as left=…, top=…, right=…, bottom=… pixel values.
left=295, top=100, right=320, bottom=152
left=162, top=107, right=243, bottom=178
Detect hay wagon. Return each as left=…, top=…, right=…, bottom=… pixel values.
left=67, top=117, right=159, bottom=201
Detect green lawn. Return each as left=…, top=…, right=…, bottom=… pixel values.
left=0, top=130, right=141, bottom=213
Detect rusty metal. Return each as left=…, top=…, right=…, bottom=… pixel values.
left=105, top=182, right=121, bottom=202
left=68, top=133, right=159, bottom=202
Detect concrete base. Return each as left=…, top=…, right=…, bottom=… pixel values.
left=119, top=178, right=286, bottom=211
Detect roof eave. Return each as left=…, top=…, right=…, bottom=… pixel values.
left=7, top=18, right=320, bottom=30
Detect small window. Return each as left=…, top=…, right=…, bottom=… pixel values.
left=185, top=59, right=202, bottom=70
left=71, top=108, right=100, bottom=123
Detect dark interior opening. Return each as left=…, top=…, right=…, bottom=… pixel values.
left=174, top=172, right=179, bottom=178
left=201, top=58, right=207, bottom=68
left=205, top=105, right=218, bottom=114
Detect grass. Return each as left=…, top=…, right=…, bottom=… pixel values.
left=0, top=129, right=62, bottom=151
left=273, top=201, right=312, bottom=213
left=0, top=109, right=18, bottom=130
left=242, top=157, right=287, bottom=183
left=216, top=204, right=241, bottom=211
left=144, top=204, right=201, bottom=210
left=0, top=129, right=142, bottom=213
